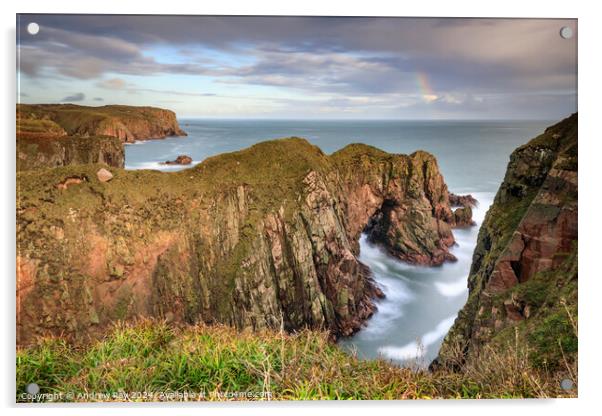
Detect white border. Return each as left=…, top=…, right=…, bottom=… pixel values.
left=2, top=1, right=600, bottom=415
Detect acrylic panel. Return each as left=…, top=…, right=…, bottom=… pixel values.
left=16, top=14, right=578, bottom=402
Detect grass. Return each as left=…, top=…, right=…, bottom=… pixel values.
left=16, top=319, right=576, bottom=402
left=16, top=118, right=66, bottom=137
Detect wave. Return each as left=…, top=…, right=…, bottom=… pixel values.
left=435, top=278, right=468, bottom=298
left=125, top=160, right=201, bottom=171
left=124, top=140, right=149, bottom=146
left=347, top=193, right=494, bottom=366
left=377, top=314, right=457, bottom=362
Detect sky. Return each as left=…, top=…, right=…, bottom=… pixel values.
left=17, top=15, right=577, bottom=119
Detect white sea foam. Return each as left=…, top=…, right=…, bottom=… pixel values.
left=125, top=161, right=161, bottom=170
left=124, top=140, right=149, bottom=146
left=360, top=275, right=413, bottom=336
left=125, top=160, right=201, bottom=171
left=469, top=192, right=495, bottom=224
left=378, top=342, right=426, bottom=361
left=377, top=315, right=457, bottom=361
left=422, top=315, right=457, bottom=346
left=435, top=278, right=468, bottom=297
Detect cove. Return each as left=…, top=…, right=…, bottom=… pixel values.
left=338, top=192, right=494, bottom=368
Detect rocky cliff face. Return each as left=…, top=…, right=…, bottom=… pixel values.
left=437, top=114, right=577, bottom=372
left=17, top=138, right=472, bottom=345
left=17, top=135, right=124, bottom=171
left=333, top=146, right=459, bottom=265
left=18, top=104, right=187, bottom=143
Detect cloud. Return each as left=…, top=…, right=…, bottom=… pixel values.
left=206, top=49, right=441, bottom=105
left=18, top=26, right=212, bottom=80
left=93, top=97, right=104, bottom=101
left=96, top=78, right=129, bottom=89
left=18, top=16, right=577, bottom=91
left=16, top=15, right=577, bottom=118
left=61, top=92, right=85, bottom=102
left=136, top=89, right=216, bottom=97
left=95, top=77, right=217, bottom=97
left=18, top=16, right=576, bottom=70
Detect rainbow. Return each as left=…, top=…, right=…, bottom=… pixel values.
left=416, top=72, right=438, bottom=103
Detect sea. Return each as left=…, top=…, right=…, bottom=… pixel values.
left=125, top=118, right=553, bottom=367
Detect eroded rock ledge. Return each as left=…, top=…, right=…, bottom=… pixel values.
left=17, top=138, right=472, bottom=345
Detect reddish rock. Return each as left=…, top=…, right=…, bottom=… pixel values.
left=449, top=193, right=478, bottom=208
left=15, top=138, right=477, bottom=345
left=340, top=149, right=473, bottom=266
left=488, top=262, right=520, bottom=292
left=55, top=176, right=84, bottom=190
left=503, top=299, right=524, bottom=321
left=96, top=168, right=113, bottom=182
left=486, top=165, right=577, bottom=293
left=453, top=206, right=476, bottom=227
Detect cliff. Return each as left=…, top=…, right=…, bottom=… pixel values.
left=18, top=104, right=187, bottom=143
left=16, top=104, right=187, bottom=171
left=16, top=138, right=472, bottom=345
left=437, top=114, right=578, bottom=373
